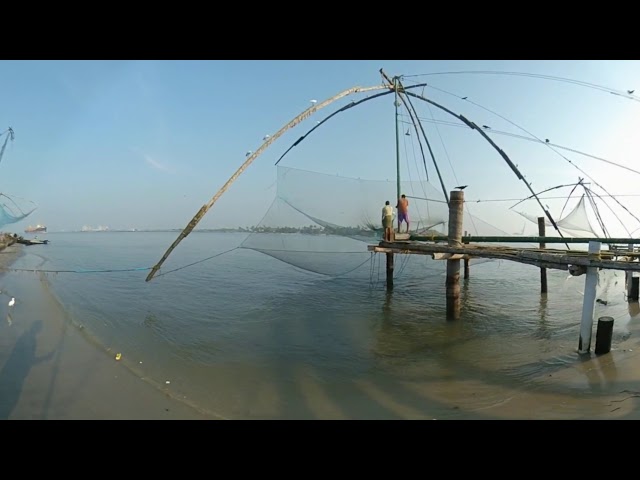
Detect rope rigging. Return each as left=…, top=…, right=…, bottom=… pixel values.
left=402, top=81, right=640, bottom=234
left=398, top=116, right=640, bottom=177
left=136, top=69, right=640, bottom=281
left=399, top=89, right=569, bottom=249
left=401, top=70, right=640, bottom=102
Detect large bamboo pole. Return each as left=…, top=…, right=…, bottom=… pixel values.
left=145, top=84, right=390, bottom=282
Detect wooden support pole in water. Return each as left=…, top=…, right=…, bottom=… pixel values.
left=386, top=253, right=394, bottom=291
left=463, top=230, right=470, bottom=279
left=538, top=217, right=547, bottom=294
left=579, top=241, right=601, bottom=354
left=631, top=278, right=640, bottom=302
left=595, top=316, right=614, bottom=355
left=627, top=243, right=634, bottom=301
left=446, top=190, right=464, bottom=320
left=385, top=227, right=394, bottom=291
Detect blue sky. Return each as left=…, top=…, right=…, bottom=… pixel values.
left=1, top=60, right=640, bottom=236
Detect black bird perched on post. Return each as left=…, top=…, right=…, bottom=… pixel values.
left=455, top=185, right=468, bottom=190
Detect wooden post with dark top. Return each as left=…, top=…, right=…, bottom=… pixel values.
left=538, top=217, right=547, bottom=294
left=446, top=191, right=464, bottom=320
left=385, top=227, right=395, bottom=291
left=595, top=316, right=614, bottom=355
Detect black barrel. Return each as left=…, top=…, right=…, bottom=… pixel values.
left=595, top=316, right=614, bottom=355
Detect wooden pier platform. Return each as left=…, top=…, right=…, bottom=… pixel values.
left=371, top=188, right=639, bottom=354
left=367, top=240, right=640, bottom=275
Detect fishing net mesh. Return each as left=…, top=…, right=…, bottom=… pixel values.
left=515, top=194, right=601, bottom=238
left=0, top=194, right=36, bottom=229
left=0, top=131, right=36, bottom=229
left=240, top=166, right=510, bottom=277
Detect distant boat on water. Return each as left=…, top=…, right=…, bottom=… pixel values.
left=17, top=237, right=48, bottom=245
left=25, top=224, right=46, bottom=233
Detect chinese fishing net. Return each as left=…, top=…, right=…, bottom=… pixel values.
left=239, top=166, right=510, bottom=277
left=0, top=129, right=37, bottom=228
left=0, top=193, right=36, bottom=228
left=515, top=194, right=602, bottom=238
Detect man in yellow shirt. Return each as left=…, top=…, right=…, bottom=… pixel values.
left=382, top=200, right=394, bottom=228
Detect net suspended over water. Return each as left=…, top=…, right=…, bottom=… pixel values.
left=515, top=194, right=602, bottom=238
left=0, top=129, right=37, bottom=229
left=239, top=166, right=509, bottom=277
left=0, top=193, right=36, bottom=228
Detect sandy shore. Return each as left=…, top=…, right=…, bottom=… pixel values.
left=0, top=244, right=219, bottom=420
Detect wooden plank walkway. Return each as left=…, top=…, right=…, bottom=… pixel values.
left=367, top=240, right=640, bottom=274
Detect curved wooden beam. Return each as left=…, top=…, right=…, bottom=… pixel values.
left=274, top=82, right=428, bottom=167
left=146, top=84, right=391, bottom=281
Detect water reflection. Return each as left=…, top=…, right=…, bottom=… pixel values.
left=535, top=294, right=551, bottom=340
left=574, top=353, right=619, bottom=393
left=382, top=291, right=393, bottom=318
left=460, top=277, right=471, bottom=312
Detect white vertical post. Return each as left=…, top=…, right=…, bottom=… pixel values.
left=627, top=243, right=634, bottom=298
left=579, top=241, right=600, bottom=354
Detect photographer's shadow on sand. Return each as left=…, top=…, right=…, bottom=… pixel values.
left=0, top=320, right=54, bottom=419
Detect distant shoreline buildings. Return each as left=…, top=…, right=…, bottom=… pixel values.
left=32, top=225, right=419, bottom=236
left=81, top=225, right=110, bottom=232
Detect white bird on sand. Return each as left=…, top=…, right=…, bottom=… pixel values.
left=263, top=134, right=270, bottom=140
left=8, top=297, right=15, bottom=307
left=310, top=99, right=317, bottom=105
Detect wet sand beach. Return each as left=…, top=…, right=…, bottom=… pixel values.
left=0, top=244, right=220, bottom=420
